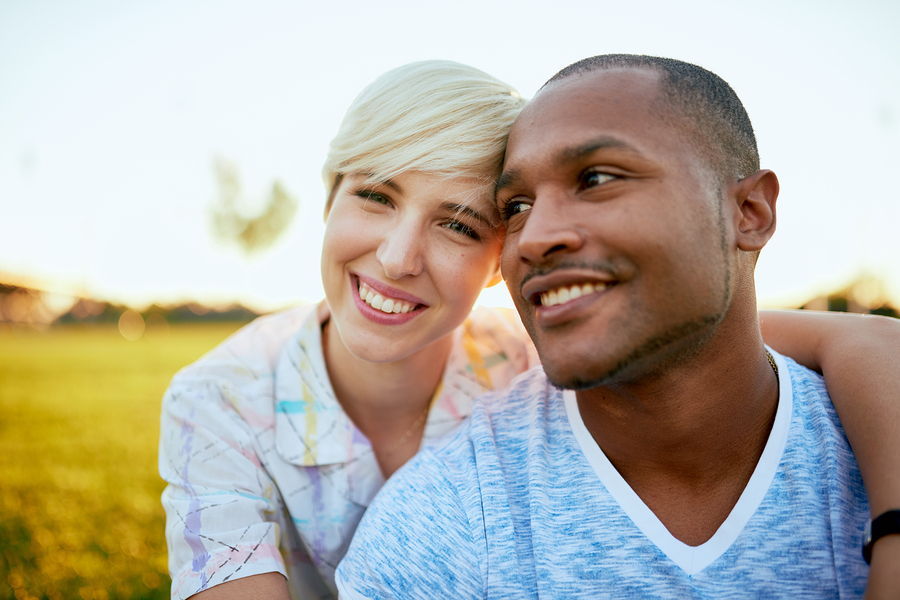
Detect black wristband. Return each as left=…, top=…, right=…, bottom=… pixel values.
left=863, top=510, right=900, bottom=564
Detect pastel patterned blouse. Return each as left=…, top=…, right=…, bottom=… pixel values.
left=159, top=303, right=536, bottom=599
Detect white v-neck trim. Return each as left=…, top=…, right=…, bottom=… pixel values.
left=564, top=349, right=793, bottom=575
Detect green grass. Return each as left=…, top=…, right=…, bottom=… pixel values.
left=0, top=322, right=247, bottom=600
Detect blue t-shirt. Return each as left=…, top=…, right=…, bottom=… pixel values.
left=336, top=351, right=869, bottom=599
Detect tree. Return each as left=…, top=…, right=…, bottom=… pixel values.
left=209, top=157, right=298, bottom=254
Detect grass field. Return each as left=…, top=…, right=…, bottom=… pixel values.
left=0, top=322, right=247, bottom=600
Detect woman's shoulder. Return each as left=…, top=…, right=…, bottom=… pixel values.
left=460, top=305, right=539, bottom=374
left=171, top=303, right=317, bottom=387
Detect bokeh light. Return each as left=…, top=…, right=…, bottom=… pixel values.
left=117, top=309, right=145, bottom=341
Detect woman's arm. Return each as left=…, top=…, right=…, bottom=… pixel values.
left=760, top=310, right=900, bottom=514
left=760, top=309, right=900, bottom=598
left=189, top=573, right=291, bottom=600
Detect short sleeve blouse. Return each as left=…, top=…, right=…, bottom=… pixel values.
left=159, top=302, right=536, bottom=599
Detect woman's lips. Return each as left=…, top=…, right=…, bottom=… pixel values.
left=351, top=274, right=426, bottom=325
left=355, top=273, right=427, bottom=306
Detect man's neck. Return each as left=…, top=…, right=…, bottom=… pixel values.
left=575, top=317, right=780, bottom=546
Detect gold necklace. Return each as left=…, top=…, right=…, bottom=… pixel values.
left=385, top=402, right=431, bottom=455
left=765, top=349, right=779, bottom=377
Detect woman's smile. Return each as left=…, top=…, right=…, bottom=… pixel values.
left=352, top=273, right=426, bottom=325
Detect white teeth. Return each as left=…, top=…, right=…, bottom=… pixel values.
left=539, top=282, right=608, bottom=307
left=358, top=281, right=416, bottom=314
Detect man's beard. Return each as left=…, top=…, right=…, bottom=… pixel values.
left=548, top=310, right=726, bottom=390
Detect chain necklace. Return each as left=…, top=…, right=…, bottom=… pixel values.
left=764, top=349, right=779, bottom=378
left=383, top=401, right=432, bottom=455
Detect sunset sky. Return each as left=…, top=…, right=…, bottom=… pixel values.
left=2, top=0, right=898, bottom=311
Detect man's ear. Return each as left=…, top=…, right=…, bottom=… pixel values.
left=732, top=169, right=779, bottom=252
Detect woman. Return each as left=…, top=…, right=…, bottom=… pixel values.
left=159, top=60, right=900, bottom=599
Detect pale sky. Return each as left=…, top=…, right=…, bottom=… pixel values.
left=2, top=0, right=898, bottom=312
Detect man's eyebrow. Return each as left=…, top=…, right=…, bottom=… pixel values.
left=494, top=169, right=520, bottom=195
left=559, top=136, right=638, bottom=164
left=495, top=136, right=642, bottom=196
left=441, top=202, right=495, bottom=227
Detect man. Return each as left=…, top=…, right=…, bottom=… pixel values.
left=335, top=55, right=869, bottom=597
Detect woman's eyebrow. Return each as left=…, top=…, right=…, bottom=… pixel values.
left=360, top=174, right=404, bottom=193
left=381, top=178, right=403, bottom=193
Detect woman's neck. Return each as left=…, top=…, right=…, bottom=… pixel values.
left=322, top=318, right=454, bottom=476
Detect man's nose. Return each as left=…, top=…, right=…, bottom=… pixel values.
left=514, top=190, right=584, bottom=264
left=376, top=220, right=426, bottom=279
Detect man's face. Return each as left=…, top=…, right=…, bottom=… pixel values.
left=497, top=68, right=735, bottom=389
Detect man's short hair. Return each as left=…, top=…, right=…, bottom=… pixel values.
left=544, top=54, right=759, bottom=182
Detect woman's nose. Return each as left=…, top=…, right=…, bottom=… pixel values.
left=375, top=221, right=425, bottom=279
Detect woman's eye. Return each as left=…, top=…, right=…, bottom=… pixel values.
left=500, top=199, right=532, bottom=221
left=443, top=220, right=481, bottom=241
left=355, top=190, right=391, bottom=206
left=581, top=170, right=616, bottom=189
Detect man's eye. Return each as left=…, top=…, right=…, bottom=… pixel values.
left=500, top=199, right=532, bottom=221
left=581, top=170, right=616, bottom=189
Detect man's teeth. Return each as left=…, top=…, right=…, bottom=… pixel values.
left=540, top=282, right=608, bottom=307
left=358, top=282, right=416, bottom=314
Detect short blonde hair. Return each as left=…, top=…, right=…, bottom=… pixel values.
left=322, top=60, right=525, bottom=214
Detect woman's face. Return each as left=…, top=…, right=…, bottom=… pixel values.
left=321, top=171, right=503, bottom=363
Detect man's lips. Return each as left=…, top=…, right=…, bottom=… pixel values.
left=520, top=270, right=618, bottom=307
left=536, top=281, right=612, bottom=307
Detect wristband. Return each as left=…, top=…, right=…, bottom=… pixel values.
left=863, top=509, right=900, bottom=564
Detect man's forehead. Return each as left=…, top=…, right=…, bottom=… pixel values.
left=514, top=68, right=663, bottom=135
left=503, top=68, right=672, bottom=168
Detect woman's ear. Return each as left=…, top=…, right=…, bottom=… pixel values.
left=732, top=169, right=779, bottom=252
left=486, top=263, right=503, bottom=288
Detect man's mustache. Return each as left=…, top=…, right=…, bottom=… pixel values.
left=516, top=260, right=623, bottom=298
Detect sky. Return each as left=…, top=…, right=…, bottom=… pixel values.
left=1, top=0, right=898, bottom=312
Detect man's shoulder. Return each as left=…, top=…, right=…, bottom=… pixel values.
left=779, top=352, right=827, bottom=395
left=775, top=350, right=839, bottom=426
left=415, top=366, right=565, bottom=502
left=433, top=366, right=558, bottom=450
left=334, top=370, right=561, bottom=600
left=474, top=365, right=557, bottom=414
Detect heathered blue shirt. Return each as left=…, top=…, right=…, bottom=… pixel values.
left=336, top=351, right=868, bottom=599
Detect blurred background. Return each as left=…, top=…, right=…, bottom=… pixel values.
left=1, top=0, right=897, bottom=598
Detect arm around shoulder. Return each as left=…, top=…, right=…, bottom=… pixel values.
left=759, top=309, right=900, bottom=513
left=759, top=310, right=900, bottom=598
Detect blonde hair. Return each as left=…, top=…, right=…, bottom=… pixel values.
left=322, top=60, right=525, bottom=214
